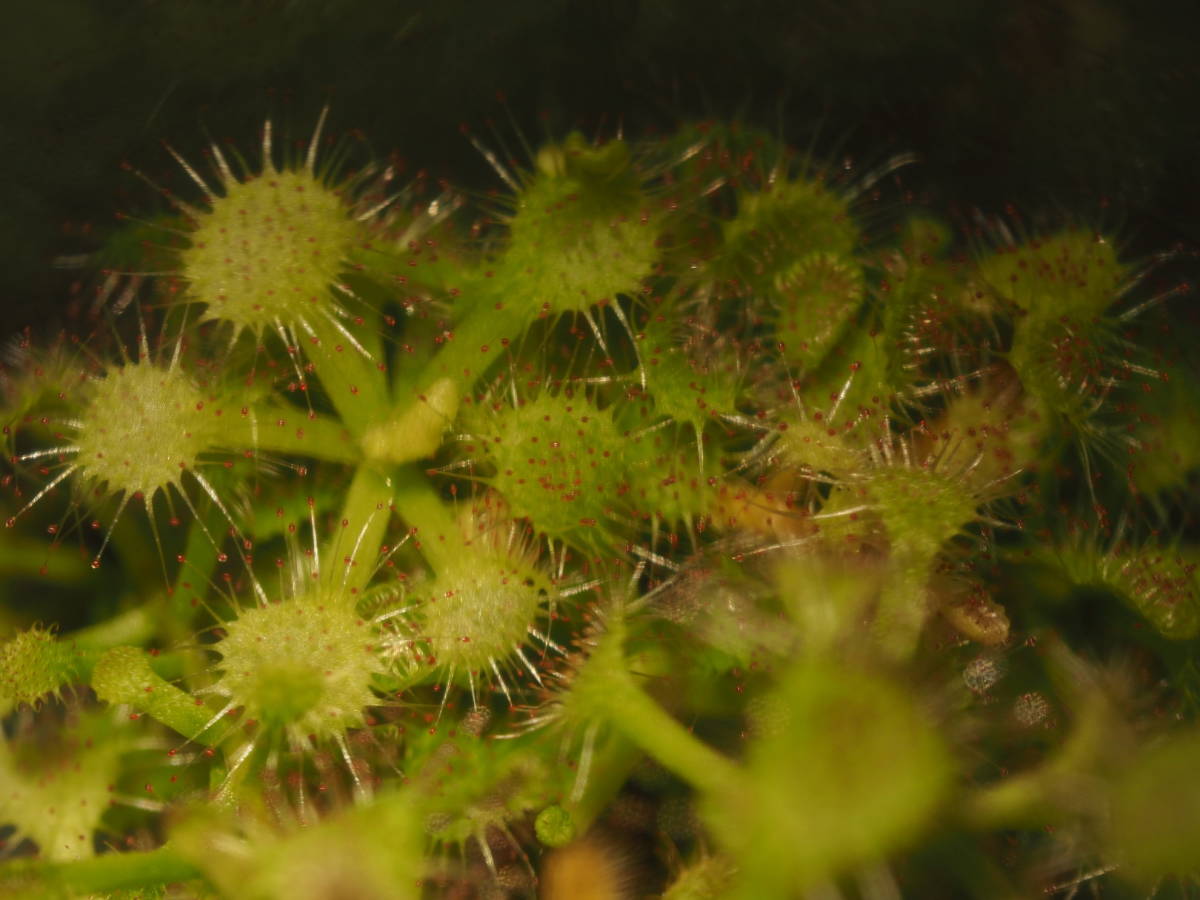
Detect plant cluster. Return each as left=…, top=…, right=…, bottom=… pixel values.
left=1, top=109, right=1198, bottom=898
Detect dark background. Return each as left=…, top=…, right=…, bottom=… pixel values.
left=2, top=0, right=1198, bottom=340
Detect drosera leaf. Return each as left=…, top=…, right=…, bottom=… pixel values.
left=0, top=625, right=83, bottom=716
left=978, top=229, right=1127, bottom=322
left=181, top=168, right=366, bottom=336
left=1044, top=538, right=1200, bottom=641
left=210, top=590, right=384, bottom=741
left=470, top=388, right=631, bottom=551
left=717, top=174, right=860, bottom=297
left=501, top=132, right=663, bottom=321
left=0, top=708, right=132, bottom=862
left=159, top=110, right=395, bottom=434
left=73, top=360, right=224, bottom=502
left=535, top=804, right=577, bottom=849
left=172, top=784, right=425, bottom=900
left=772, top=251, right=866, bottom=373
left=1109, top=728, right=1200, bottom=883
left=635, top=313, right=743, bottom=440
left=408, top=130, right=664, bottom=411
left=706, top=660, right=950, bottom=896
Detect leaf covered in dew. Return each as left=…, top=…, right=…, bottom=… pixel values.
left=0, top=626, right=80, bottom=715
left=182, top=166, right=366, bottom=336
left=977, top=229, right=1127, bottom=321
left=213, top=590, right=384, bottom=739
left=636, top=314, right=742, bottom=435
left=1046, top=539, right=1200, bottom=641
left=500, top=132, right=662, bottom=319
left=74, top=359, right=222, bottom=500
left=473, top=388, right=629, bottom=549
left=718, top=174, right=860, bottom=294
left=0, top=709, right=130, bottom=862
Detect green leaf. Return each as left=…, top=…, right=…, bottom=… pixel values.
left=708, top=661, right=951, bottom=895
left=1110, top=729, right=1200, bottom=881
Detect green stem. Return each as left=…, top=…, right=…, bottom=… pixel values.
left=91, top=646, right=215, bottom=744
left=0, top=845, right=200, bottom=896
left=420, top=300, right=526, bottom=394
left=960, top=697, right=1110, bottom=830
left=163, top=495, right=229, bottom=682
left=391, top=468, right=463, bottom=574
left=563, top=730, right=643, bottom=834
left=572, top=618, right=743, bottom=798
left=601, top=669, right=742, bottom=797
left=961, top=769, right=1054, bottom=831
left=367, top=300, right=527, bottom=464
left=873, top=549, right=934, bottom=661
left=301, top=310, right=390, bottom=439
left=360, top=379, right=458, bottom=465
left=233, top=405, right=360, bottom=463
left=388, top=312, right=442, bottom=399
left=169, top=499, right=225, bottom=625
left=320, top=463, right=395, bottom=595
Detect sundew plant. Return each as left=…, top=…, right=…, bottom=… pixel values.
left=1, top=108, right=1199, bottom=899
